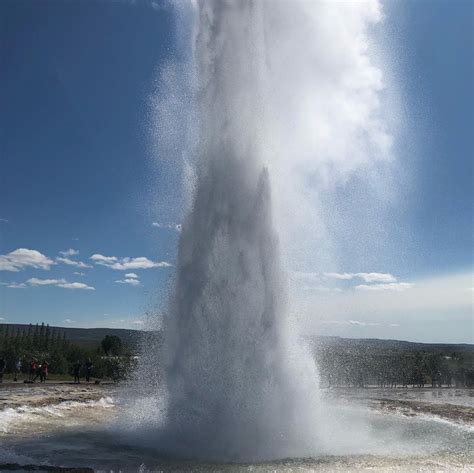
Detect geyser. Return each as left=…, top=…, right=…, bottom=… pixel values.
left=133, top=0, right=394, bottom=463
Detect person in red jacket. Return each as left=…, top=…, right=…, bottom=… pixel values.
left=40, top=361, right=48, bottom=383
left=29, top=359, right=37, bottom=382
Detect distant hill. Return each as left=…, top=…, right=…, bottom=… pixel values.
left=1, top=323, right=472, bottom=353
left=313, top=336, right=474, bottom=354
left=0, top=324, right=142, bottom=349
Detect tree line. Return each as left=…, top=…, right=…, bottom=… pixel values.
left=316, top=344, right=474, bottom=388
left=0, top=323, right=135, bottom=382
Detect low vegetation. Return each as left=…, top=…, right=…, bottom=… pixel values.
left=0, top=323, right=472, bottom=387
left=0, top=323, right=136, bottom=382
left=315, top=338, right=474, bottom=388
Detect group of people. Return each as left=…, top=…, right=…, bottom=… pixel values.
left=0, top=357, right=94, bottom=383
left=73, top=359, right=94, bottom=384
left=0, top=358, right=23, bottom=383
left=28, top=359, right=49, bottom=383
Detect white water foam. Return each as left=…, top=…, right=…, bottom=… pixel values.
left=0, top=397, right=115, bottom=434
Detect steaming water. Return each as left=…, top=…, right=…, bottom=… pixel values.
left=134, top=0, right=329, bottom=461
left=133, top=0, right=398, bottom=463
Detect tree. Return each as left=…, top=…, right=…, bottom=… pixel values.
left=101, top=335, right=122, bottom=356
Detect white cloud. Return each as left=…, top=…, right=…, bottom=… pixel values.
left=294, top=271, right=397, bottom=285
left=321, top=320, right=381, bottom=327
left=90, top=254, right=118, bottom=264
left=295, top=271, right=473, bottom=342
left=115, top=278, right=140, bottom=286
left=91, top=254, right=171, bottom=270
left=73, top=272, right=85, bottom=276
left=6, top=282, right=27, bottom=289
left=58, top=282, right=94, bottom=290
left=0, top=218, right=8, bottom=223
left=26, top=278, right=94, bottom=290
left=322, top=272, right=397, bottom=283
left=355, top=272, right=397, bottom=283
left=125, top=273, right=139, bottom=279
left=56, top=257, right=92, bottom=268
left=63, top=319, right=76, bottom=324
left=59, top=249, right=79, bottom=257
left=322, top=272, right=354, bottom=280
left=27, top=278, right=66, bottom=286
left=131, top=320, right=145, bottom=325
left=0, top=248, right=55, bottom=272
left=355, top=282, right=414, bottom=292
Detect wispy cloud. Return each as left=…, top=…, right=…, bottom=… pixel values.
left=0, top=317, right=5, bottom=321
left=322, top=272, right=397, bottom=283
left=0, top=248, right=55, bottom=272
left=0, top=218, right=8, bottom=223
left=115, top=278, right=140, bottom=286
left=27, top=278, right=65, bottom=286
left=58, top=282, right=94, bottom=290
left=320, top=320, right=400, bottom=327
left=56, top=257, right=92, bottom=268
left=4, top=282, right=27, bottom=289
left=125, top=273, right=138, bottom=279
left=296, top=271, right=473, bottom=340
left=355, top=282, right=414, bottom=292
left=355, top=272, right=397, bottom=283
left=292, top=271, right=407, bottom=295
left=26, top=277, right=94, bottom=290
left=91, top=254, right=171, bottom=270
left=59, top=249, right=79, bottom=257
left=73, top=272, right=85, bottom=276
left=320, top=320, right=403, bottom=328
left=90, top=254, right=116, bottom=265
left=63, top=319, right=76, bottom=324
left=56, top=249, right=91, bottom=268
left=322, top=272, right=354, bottom=280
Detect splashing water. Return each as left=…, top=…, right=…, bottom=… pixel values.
left=134, top=0, right=396, bottom=462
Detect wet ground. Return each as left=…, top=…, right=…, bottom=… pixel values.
left=0, top=383, right=472, bottom=472
left=324, top=386, right=474, bottom=424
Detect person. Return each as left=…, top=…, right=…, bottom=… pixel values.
left=14, top=359, right=21, bottom=382
left=40, top=360, right=48, bottom=383
left=0, top=358, right=5, bottom=383
left=85, top=358, right=93, bottom=383
left=73, top=360, right=81, bottom=384
left=32, top=361, right=42, bottom=382
left=29, top=359, right=37, bottom=382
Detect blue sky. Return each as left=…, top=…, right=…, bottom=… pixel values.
left=0, top=1, right=472, bottom=341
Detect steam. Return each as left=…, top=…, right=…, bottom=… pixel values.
left=136, top=0, right=398, bottom=462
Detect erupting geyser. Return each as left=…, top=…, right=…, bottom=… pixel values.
left=133, top=0, right=394, bottom=462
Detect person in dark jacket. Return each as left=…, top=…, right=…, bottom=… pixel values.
left=14, top=359, right=21, bottom=382
left=85, top=359, right=93, bottom=383
left=0, top=358, right=5, bottom=383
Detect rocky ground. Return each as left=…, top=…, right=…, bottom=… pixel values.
left=324, top=386, right=474, bottom=425
left=1, top=382, right=472, bottom=424
left=0, top=382, right=118, bottom=411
